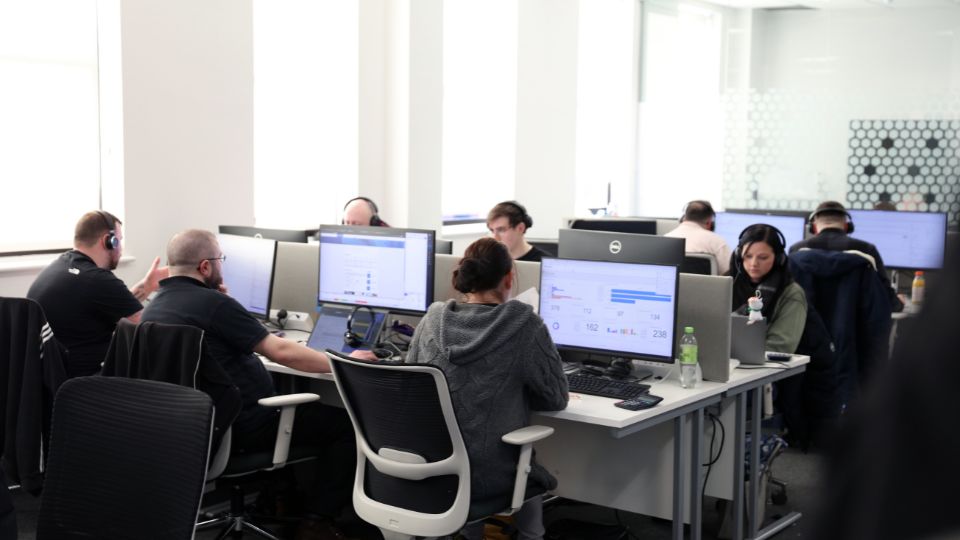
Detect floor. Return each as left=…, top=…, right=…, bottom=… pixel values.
left=12, top=446, right=826, bottom=539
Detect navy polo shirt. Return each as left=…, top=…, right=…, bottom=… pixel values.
left=142, top=276, right=274, bottom=435
left=27, top=250, right=142, bottom=377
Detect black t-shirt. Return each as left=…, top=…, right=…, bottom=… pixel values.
left=141, top=276, right=274, bottom=435
left=27, top=250, right=142, bottom=377
left=516, top=245, right=547, bottom=263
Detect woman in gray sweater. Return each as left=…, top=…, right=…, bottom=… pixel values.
left=406, top=237, right=569, bottom=540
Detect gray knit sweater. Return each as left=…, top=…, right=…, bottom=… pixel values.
left=406, top=299, right=569, bottom=508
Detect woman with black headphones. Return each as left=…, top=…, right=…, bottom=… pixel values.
left=728, top=224, right=808, bottom=353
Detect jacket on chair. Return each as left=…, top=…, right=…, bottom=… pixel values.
left=0, top=298, right=67, bottom=495
left=788, top=250, right=892, bottom=405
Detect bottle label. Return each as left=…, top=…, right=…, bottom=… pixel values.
left=680, top=344, right=698, bottom=365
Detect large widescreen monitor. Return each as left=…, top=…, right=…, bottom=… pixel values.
left=317, top=225, right=436, bottom=314
left=714, top=212, right=807, bottom=253
left=847, top=210, right=947, bottom=270
left=217, top=234, right=278, bottom=318
left=539, top=257, right=679, bottom=364
left=558, top=229, right=685, bottom=266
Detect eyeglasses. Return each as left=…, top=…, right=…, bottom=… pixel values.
left=199, top=255, right=226, bottom=264
left=488, top=225, right=515, bottom=235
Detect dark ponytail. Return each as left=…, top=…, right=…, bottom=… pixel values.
left=453, top=238, right=514, bottom=294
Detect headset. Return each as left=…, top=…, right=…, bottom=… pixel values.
left=501, top=201, right=533, bottom=230
left=733, top=223, right=787, bottom=274
left=96, top=211, right=119, bottom=251
left=343, top=197, right=383, bottom=227
left=344, top=305, right=376, bottom=348
left=807, top=202, right=855, bottom=234
left=679, top=200, right=716, bottom=232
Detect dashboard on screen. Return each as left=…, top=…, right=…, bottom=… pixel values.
left=847, top=210, right=947, bottom=270
left=539, top=257, right=679, bottom=364
left=217, top=234, right=277, bottom=318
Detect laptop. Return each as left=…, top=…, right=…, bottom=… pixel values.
left=306, top=304, right=386, bottom=355
left=676, top=274, right=733, bottom=382
left=730, top=314, right=768, bottom=365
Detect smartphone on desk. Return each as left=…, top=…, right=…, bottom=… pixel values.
left=614, top=394, right=663, bottom=411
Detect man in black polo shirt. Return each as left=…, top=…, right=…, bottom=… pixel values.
left=789, top=200, right=903, bottom=312
left=27, top=210, right=168, bottom=377
left=142, top=229, right=372, bottom=539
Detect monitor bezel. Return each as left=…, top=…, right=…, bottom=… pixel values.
left=216, top=233, right=278, bottom=320
left=846, top=209, right=948, bottom=270
left=569, top=218, right=658, bottom=236
left=317, top=224, right=436, bottom=316
left=539, top=256, right=680, bottom=365
left=217, top=225, right=310, bottom=244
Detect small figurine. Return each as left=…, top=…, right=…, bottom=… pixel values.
left=747, top=291, right=764, bottom=323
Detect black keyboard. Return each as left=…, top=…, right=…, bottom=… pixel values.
left=567, top=373, right=650, bottom=400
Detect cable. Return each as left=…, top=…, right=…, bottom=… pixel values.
left=701, top=410, right=726, bottom=506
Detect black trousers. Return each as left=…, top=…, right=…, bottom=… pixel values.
left=232, top=402, right=356, bottom=518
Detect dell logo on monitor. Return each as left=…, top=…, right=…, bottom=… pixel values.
left=609, top=240, right=622, bottom=254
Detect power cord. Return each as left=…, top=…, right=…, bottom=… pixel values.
left=701, top=410, right=725, bottom=505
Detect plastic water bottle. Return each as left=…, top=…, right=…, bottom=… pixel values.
left=911, top=271, right=925, bottom=309
left=679, top=326, right=701, bottom=389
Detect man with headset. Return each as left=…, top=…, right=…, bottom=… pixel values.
left=342, top=196, right=389, bottom=227
left=27, top=210, right=169, bottom=377
left=665, top=200, right=731, bottom=274
left=789, top=200, right=903, bottom=311
left=486, top=200, right=546, bottom=262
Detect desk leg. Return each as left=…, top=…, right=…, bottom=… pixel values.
left=733, top=393, right=746, bottom=540
left=690, top=408, right=703, bottom=540
left=748, top=387, right=763, bottom=538
left=673, top=415, right=686, bottom=540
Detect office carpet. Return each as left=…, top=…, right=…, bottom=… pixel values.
left=11, top=446, right=826, bottom=539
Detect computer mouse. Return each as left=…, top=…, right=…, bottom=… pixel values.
left=372, top=348, right=395, bottom=360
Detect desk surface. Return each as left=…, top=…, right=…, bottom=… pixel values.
left=261, top=353, right=809, bottom=432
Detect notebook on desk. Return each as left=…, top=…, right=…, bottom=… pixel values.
left=730, top=314, right=768, bottom=365
left=306, top=304, right=386, bottom=355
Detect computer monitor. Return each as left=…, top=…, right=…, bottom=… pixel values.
left=847, top=210, right=948, bottom=270
left=714, top=212, right=807, bottom=253
left=435, top=239, right=453, bottom=255
left=218, top=225, right=310, bottom=244
left=216, top=234, right=278, bottom=319
left=539, top=257, right=679, bottom=364
left=569, top=218, right=657, bottom=236
left=558, top=229, right=685, bottom=266
left=317, top=225, right=436, bottom=315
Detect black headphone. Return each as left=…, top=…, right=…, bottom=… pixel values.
left=96, top=211, right=119, bottom=251
left=343, top=197, right=383, bottom=227
left=734, top=223, right=787, bottom=274
left=344, top=306, right=376, bottom=348
left=679, top=200, right=716, bottom=232
left=502, top=201, right=533, bottom=230
left=807, top=202, right=855, bottom=234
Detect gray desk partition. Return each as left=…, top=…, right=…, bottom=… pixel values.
left=676, top=274, right=733, bottom=382
left=271, top=241, right=320, bottom=320
left=433, top=254, right=541, bottom=304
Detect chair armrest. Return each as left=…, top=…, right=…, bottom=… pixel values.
left=503, top=425, right=554, bottom=512
left=501, top=425, right=554, bottom=446
left=257, top=393, right=320, bottom=408
left=257, top=393, right=320, bottom=468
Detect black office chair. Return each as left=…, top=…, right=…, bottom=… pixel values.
left=37, top=377, right=214, bottom=540
left=327, top=351, right=554, bottom=540
left=680, top=253, right=717, bottom=275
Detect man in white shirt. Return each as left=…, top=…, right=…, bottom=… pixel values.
left=665, top=200, right=731, bottom=274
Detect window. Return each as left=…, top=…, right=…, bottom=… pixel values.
left=441, top=0, right=518, bottom=223
left=0, top=1, right=105, bottom=254
left=253, top=0, right=359, bottom=229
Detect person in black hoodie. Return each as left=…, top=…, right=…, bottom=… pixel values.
left=406, top=237, right=569, bottom=540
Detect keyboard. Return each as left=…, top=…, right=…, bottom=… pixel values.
left=567, top=373, right=651, bottom=400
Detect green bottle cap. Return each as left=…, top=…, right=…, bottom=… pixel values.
left=684, top=326, right=694, bottom=333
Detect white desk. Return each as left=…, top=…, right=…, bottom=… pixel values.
left=261, top=354, right=808, bottom=540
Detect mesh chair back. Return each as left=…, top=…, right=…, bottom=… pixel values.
left=38, top=377, right=213, bottom=540
left=329, top=353, right=471, bottom=536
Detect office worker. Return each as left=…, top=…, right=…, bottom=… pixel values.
left=342, top=196, right=389, bottom=227
left=406, top=238, right=569, bottom=540
left=27, top=210, right=168, bottom=378
left=487, top=200, right=546, bottom=262
left=729, top=224, right=807, bottom=353
left=789, top=200, right=903, bottom=312
left=665, top=199, right=732, bottom=274
left=142, top=229, right=373, bottom=539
